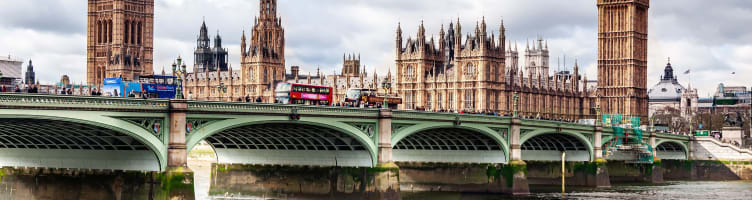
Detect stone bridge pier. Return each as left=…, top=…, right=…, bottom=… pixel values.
left=165, top=99, right=195, bottom=200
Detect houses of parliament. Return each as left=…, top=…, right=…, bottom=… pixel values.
left=87, top=0, right=650, bottom=121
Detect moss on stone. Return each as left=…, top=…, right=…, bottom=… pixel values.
left=501, top=161, right=527, bottom=188
left=155, top=167, right=194, bottom=200
left=486, top=165, right=501, bottom=181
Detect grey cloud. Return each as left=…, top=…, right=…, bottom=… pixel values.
left=1, top=0, right=750, bottom=96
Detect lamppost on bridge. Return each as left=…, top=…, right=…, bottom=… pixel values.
left=217, top=82, right=227, bottom=101
left=172, top=57, right=187, bottom=100
left=381, top=77, right=392, bottom=109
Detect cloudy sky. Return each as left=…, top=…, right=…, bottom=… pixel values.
left=1, top=0, right=751, bottom=96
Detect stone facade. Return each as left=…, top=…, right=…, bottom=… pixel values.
left=394, top=19, right=593, bottom=120
left=87, top=0, right=154, bottom=85
left=342, top=53, right=362, bottom=77
left=597, top=0, right=650, bottom=120
left=194, top=21, right=228, bottom=72
left=184, top=0, right=285, bottom=101
left=524, top=38, right=549, bottom=79
left=648, top=61, right=698, bottom=118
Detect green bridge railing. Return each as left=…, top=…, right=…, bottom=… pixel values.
left=187, top=101, right=381, bottom=117
left=0, top=93, right=169, bottom=110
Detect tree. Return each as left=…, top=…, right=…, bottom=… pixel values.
left=654, top=107, right=689, bottom=133
left=692, top=112, right=724, bottom=132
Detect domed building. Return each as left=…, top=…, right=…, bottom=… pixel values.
left=648, top=61, right=697, bottom=117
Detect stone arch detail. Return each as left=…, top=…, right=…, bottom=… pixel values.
left=186, top=116, right=378, bottom=167
left=655, top=140, right=689, bottom=160
left=519, top=129, right=594, bottom=161
left=391, top=122, right=509, bottom=163
left=0, top=112, right=166, bottom=171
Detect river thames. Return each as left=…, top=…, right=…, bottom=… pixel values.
left=401, top=181, right=752, bottom=200
left=188, top=145, right=752, bottom=200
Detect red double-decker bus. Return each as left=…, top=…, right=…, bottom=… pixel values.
left=275, top=82, right=333, bottom=106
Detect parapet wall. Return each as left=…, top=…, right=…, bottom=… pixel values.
left=663, top=160, right=752, bottom=180
left=693, top=137, right=752, bottom=160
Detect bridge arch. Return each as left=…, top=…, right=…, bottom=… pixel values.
left=0, top=113, right=166, bottom=171
left=520, top=129, right=594, bottom=161
left=392, top=123, right=509, bottom=163
left=186, top=116, right=378, bottom=167
left=655, top=140, right=689, bottom=160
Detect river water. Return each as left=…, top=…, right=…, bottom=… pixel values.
left=402, top=181, right=752, bottom=200
left=188, top=145, right=752, bottom=200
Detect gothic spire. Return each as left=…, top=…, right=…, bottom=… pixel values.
left=198, top=19, right=210, bottom=47
left=418, top=20, right=426, bottom=39
left=214, top=30, right=222, bottom=48
left=481, top=16, right=487, bottom=34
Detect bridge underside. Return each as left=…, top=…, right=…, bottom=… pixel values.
left=656, top=142, right=687, bottom=160
left=393, top=128, right=506, bottom=163
left=0, top=119, right=160, bottom=171
left=522, top=133, right=590, bottom=161
left=205, top=123, right=372, bottom=167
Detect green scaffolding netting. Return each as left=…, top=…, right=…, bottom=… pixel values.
left=603, top=115, right=654, bottom=163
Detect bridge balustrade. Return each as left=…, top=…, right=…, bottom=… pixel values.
left=0, top=93, right=169, bottom=110
left=187, top=101, right=381, bottom=117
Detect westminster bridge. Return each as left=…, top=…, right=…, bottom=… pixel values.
left=0, top=93, right=726, bottom=199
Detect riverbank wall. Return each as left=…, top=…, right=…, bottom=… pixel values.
left=0, top=167, right=194, bottom=200
left=662, top=160, right=752, bottom=180
left=209, top=163, right=400, bottom=200
left=397, top=162, right=506, bottom=193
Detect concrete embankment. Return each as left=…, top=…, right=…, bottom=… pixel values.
left=662, top=160, right=752, bottom=180
left=0, top=167, right=194, bottom=200
left=210, top=163, right=400, bottom=200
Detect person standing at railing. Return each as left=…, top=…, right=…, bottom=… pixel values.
left=14, top=85, right=21, bottom=93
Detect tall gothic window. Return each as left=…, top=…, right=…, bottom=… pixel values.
left=405, top=92, right=414, bottom=110
left=108, top=20, right=113, bottom=43
left=124, top=21, right=130, bottom=44
left=426, top=93, right=432, bottom=111
left=97, top=21, right=102, bottom=43
left=248, top=68, right=254, bottom=80
left=488, top=64, right=493, bottom=81
left=406, top=65, right=415, bottom=78
left=464, top=90, right=475, bottom=111
left=465, top=63, right=474, bottom=76
left=137, top=22, right=142, bottom=44
left=437, top=93, right=443, bottom=110
left=448, top=92, right=455, bottom=110
left=263, top=67, right=268, bottom=82
left=131, top=22, right=136, bottom=44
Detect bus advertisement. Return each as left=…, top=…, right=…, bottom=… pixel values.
left=139, top=75, right=177, bottom=99
left=102, top=78, right=125, bottom=97
left=275, top=82, right=333, bottom=106
left=102, top=75, right=177, bottom=99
